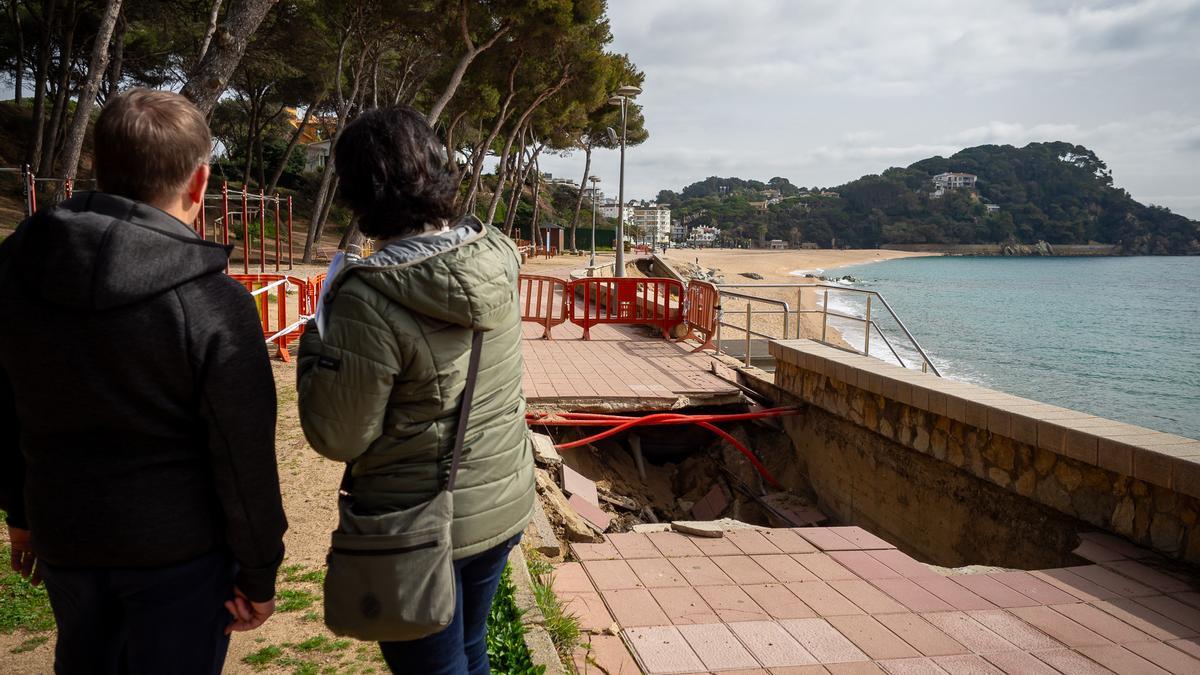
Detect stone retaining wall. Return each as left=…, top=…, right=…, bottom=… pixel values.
left=769, top=339, right=1200, bottom=567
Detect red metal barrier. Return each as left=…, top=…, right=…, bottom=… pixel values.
left=228, top=274, right=311, bottom=361
left=518, top=275, right=570, bottom=339
left=682, top=280, right=720, bottom=352
left=570, top=277, right=683, bottom=340
left=307, top=272, right=327, bottom=317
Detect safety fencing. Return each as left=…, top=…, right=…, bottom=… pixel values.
left=229, top=274, right=313, bottom=362
left=201, top=184, right=294, bottom=273
left=681, top=280, right=720, bottom=352
left=518, top=275, right=570, bottom=339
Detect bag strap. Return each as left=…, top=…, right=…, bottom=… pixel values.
left=446, top=330, right=484, bottom=492
left=339, top=330, right=484, bottom=495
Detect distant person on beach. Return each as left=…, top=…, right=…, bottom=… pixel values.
left=296, top=105, right=534, bottom=674
left=0, top=88, right=287, bottom=673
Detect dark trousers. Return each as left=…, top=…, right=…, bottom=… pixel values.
left=379, top=534, right=522, bottom=675
left=41, top=550, right=235, bottom=675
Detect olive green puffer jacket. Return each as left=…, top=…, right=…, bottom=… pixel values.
left=296, top=217, right=533, bottom=560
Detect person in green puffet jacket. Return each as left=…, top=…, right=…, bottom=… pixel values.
left=296, top=105, right=534, bottom=675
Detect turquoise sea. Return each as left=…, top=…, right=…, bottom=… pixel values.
left=822, top=256, right=1200, bottom=440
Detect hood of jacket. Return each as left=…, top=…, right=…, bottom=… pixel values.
left=4, top=192, right=230, bottom=310
left=334, top=215, right=518, bottom=331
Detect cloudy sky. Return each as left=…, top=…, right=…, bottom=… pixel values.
left=538, top=0, right=1200, bottom=218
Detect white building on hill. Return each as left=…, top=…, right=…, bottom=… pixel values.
left=932, top=172, right=977, bottom=197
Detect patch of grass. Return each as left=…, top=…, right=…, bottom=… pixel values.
left=243, top=645, right=283, bottom=668
left=278, top=658, right=319, bottom=675
left=486, top=566, right=545, bottom=675
left=277, top=588, right=319, bottom=613
left=280, top=564, right=325, bottom=584
left=0, top=545, right=55, bottom=633
left=524, top=549, right=582, bottom=658
left=10, top=634, right=50, bottom=654
left=295, top=635, right=350, bottom=653
left=301, top=610, right=322, bottom=623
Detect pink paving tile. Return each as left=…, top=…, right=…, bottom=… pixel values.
left=873, top=613, right=968, bottom=657
left=1008, top=605, right=1112, bottom=647
left=726, top=529, right=785, bottom=555
left=676, top=623, right=760, bottom=671
left=1134, top=594, right=1200, bottom=633
left=1030, top=568, right=1120, bottom=602
left=796, top=528, right=860, bottom=551
left=649, top=587, right=720, bottom=625
left=696, top=585, right=772, bottom=623
left=600, top=588, right=669, bottom=627
left=910, top=575, right=996, bottom=611
left=920, top=611, right=1015, bottom=654
left=754, top=554, right=821, bottom=582
left=825, top=663, right=886, bottom=675
left=713, top=555, right=777, bottom=585
left=929, top=654, right=1002, bottom=674
left=572, top=634, right=641, bottom=674
left=875, top=657, right=948, bottom=674
left=571, top=539, right=621, bottom=560
left=1074, top=539, right=1127, bottom=564
left=795, top=553, right=860, bottom=581
left=772, top=668, right=834, bottom=675
left=1075, top=644, right=1171, bottom=675
left=826, top=615, right=922, bottom=660
left=560, top=591, right=615, bottom=632
left=1171, top=637, right=1200, bottom=659
left=1101, top=559, right=1195, bottom=594
left=689, top=534, right=743, bottom=556
left=829, top=579, right=909, bottom=615
left=1092, top=597, right=1198, bottom=640
left=761, top=528, right=820, bottom=554
left=1078, top=531, right=1155, bottom=559
left=779, top=617, right=870, bottom=664
left=787, top=581, right=867, bottom=617
left=669, top=556, right=735, bottom=586
left=690, top=484, right=728, bottom=520
left=569, top=494, right=614, bottom=531
left=989, top=571, right=1080, bottom=605
left=607, top=532, right=662, bottom=559
left=624, top=625, right=706, bottom=674
left=727, top=620, right=819, bottom=668
left=871, top=578, right=955, bottom=613
left=1124, top=640, right=1200, bottom=675
left=629, top=557, right=690, bottom=588
left=1030, top=648, right=1112, bottom=674
left=965, top=609, right=1062, bottom=651
left=744, top=583, right=819, bottom=620
left=1051, top=602, right=1157, bottom=644
left=868, top=550, right=937, bottom=579
left=828, top=551, right=902, bottom=580
left=980, top=649, right=1060, bottom=675
left=1066, top=564, right=1156, bottom=598
left=1180, top=592, right=1200, bottom=610
left=647, top=531, right=704, bottom=558
left=952, top=575, right=1038, bottom=608
left=828, top=526, right=896, bottom=550
left=583, top=559, right=644, bottom=590
left=553, top=562, right=597, bottom=593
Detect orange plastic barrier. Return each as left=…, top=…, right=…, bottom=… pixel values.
left=682, top=280, right=720, bottom=352
left=228, top=274, right=310, bottom=361
left=518, top=275, right=570, bottom=339
left=570, top=277, right=683, bottom=340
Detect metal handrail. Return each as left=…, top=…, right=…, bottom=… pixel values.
left=715, top=282, right=941, bottom=376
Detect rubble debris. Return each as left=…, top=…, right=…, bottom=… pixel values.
left=527, top=498, right=562, bottom=557
left=761, top=492, right=827, bottom=526
left=739, top=272, right=765, bottom=280
left=535, top=469, right=600, bottom=543
left=671, top=521, right=725, bottom=538
left=531, top=432, right=562, bottom=467
left=691, top=484, right=730, bottom=520
left=597, top=487, right=640, bottom=511
left=569, top=494, right=614, bottom=532
left=632, top=523, right=672, bottom=534
left=561, top=463, right=600, bottom=507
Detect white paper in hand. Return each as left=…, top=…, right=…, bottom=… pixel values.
left=314, top=251, right=346, bottom=337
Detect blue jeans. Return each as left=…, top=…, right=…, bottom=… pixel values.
left=40, top=550, right=235, bottom=675
left=379, top=534, right=522, bottom=675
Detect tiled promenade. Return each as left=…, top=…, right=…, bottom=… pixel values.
left=556, top=527, right=1200, bottom=674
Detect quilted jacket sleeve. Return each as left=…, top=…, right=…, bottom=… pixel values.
left=297, top=285, right=403, bottom=462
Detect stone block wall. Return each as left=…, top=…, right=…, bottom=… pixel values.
left=769, top=340, right=1200, bottom=567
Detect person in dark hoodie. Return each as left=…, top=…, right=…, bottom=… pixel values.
left=0, top=88, right=287, bottom=673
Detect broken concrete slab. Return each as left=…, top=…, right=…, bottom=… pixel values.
left=569, top=494, right=614, bottom=532
left=597, top=487, right=639, bottom=511
left=631, top=523, right=672, bottom=534
left=761, top=493, right=827, bottom=526
left=671, top=521, right=725, bottom=538
left=562, top=463, right=601, bottom=507
left=535, top=469, right=600, bottom=543
left=527, top=497, right=563, bottom=557
left=691, top=484, right=729, bottom=520
left=531, top=432, right=562, bottom=467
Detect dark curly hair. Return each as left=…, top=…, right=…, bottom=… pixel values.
left=333, top=106, right=458, bottom=239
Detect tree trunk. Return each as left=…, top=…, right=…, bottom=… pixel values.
left=59, top=0, right=123, bottom=182
left=500, top=130, right=526, bottom=234
left=337, top=215, right=360, bottom=251
left=241, top=95, right=258, bottom=185
left=424, top=0, right=510, bottom=125
left=27, top=0, right=59, bottom=170
left=302, top=155, right=336, bottom=263
left=40, top=0, right=77, bottom=177
left=196, top=0, right=223, bottom=64
left=569, top=142, right=592, bottom=251
left=181, top=0, right=277, bottom=117
left=460, top=58, right=519, bottom=210
left=105, top=9, right=126, bottom=100
left=529, top=154, right=542, bottom=244
left=9, top=0, right=23, bottom=104
left=265, top=97, right=319, bottom=195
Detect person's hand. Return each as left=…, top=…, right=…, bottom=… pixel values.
left=224, top=587, right=275, bottom=635
left=7, top=526, right=42, bottom=587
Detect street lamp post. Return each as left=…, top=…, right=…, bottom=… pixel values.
left=609, top=85, right=640, bottom=277
left=588, top=175, right=601, bottom=266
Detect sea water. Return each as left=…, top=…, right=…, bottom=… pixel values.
left=821, top=256, right=1200, bottom=440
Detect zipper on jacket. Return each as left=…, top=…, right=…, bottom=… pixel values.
left=332, top=540, right=438, bottom=556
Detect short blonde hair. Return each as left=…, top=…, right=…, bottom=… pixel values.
left=94, top=88, right=211, bottom=203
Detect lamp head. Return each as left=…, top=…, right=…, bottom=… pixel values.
left=607, top=96, right=624, bottom=106
left=614, top=85, right=642, bottom=97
